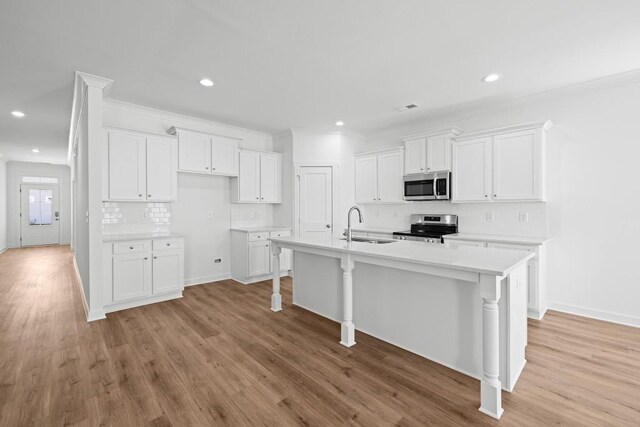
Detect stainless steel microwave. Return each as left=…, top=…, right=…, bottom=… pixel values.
left=403, top=171, right=451, bottom=201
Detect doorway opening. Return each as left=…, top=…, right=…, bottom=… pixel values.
left=20, top=183, right=60, bottom=247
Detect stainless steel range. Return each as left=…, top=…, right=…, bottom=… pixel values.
left=393, top=214, right=458, bottom=244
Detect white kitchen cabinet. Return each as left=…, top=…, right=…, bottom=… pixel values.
left=146, top=137, right=174, bottom=201
left=106, top=129, right=176, bottom=202
left=113, top=252, right=152, bottom=302
left=355, top=155, right=378, bottom=204
left=177, top=131, right=211, bottom=173
left=493, top=129, right=543, bottom=201
left=170, top=127, right=240, bottom=176
left=152, top=250, right=184, bottom=294
left=248, top=241, right=271, bottom=277
left=211, top=135, right=239, bottom=175
left=355, top=148, right=404, bottom=205
left=403, top=128, right=462, bottom=174
left=231, top=150, right=282, bottom=204
left=107, top=132, right=146, bottom=201
left=443, top=236, right=547, bottom=319
left=103, top=237, right=185, bottom=313
left=451, top=137, right=493, bottom=202
left=452, top=121, right=551, bottom=203
left=230, top=228, right=292, bottom=284
left=404, top=138, right=426, bottom=174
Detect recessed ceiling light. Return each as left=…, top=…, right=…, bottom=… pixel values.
left=335, top=121, right=344, bottom=126
left=199, top=78, right=214, bottom=87
left=31, top=148, right=40, bottom=153
left=11, top=110, right=26, bottom=118
left=481, top=73, right=501, bottom=83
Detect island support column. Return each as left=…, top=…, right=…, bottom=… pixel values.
left=479, top=273, right=504, bottom=419
left=271, top=244, right=282, bottom=312
left=340, top=254, right=356, bottom=347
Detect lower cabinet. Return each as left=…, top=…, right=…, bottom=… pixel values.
left=103, top=237, right=185, bottom=312
left=231, top=228, right=292, bottom=284
left=443, top=238, right=546, bottom=320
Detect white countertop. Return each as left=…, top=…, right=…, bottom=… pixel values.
left=270, top=236, right=534, bottom=277
left=102, top=232, right=185, bottom=243
left=230, top=226, right=292, bottom=233
left=444, top=233, right=547, bottom=246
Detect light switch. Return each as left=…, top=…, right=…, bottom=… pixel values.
left=519, top=212, right=529, bottom=223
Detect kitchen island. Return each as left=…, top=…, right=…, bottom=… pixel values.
left=269, top=236, right=534, bottom=420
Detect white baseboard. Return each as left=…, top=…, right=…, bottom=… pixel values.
left=87, top=310, right=107, bottom=322
left=72, top=256, right=91, bottom=321
left=548, top=302, right=640, bottom=328
left=0, top=247, right=7, bottom=256
left=104, top=290, right=183, bottom=314
left=185, top=273, right=232, bottom=287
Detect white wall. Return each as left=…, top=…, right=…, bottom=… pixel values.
left=0, top=154, right=7, bottom=252
left=102, top=99, right=274, bottom=285
left=365, top=75, right=640, bottom=327
left=6, top=161, right=72, bottom=248
left=276, top=130, right=365, bottom=234
left=74, top=105, right=91, bottom=302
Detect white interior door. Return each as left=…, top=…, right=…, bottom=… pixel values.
left=20, top=184, right=60, bottom=247
left=298, top=166, right=333, bottom=241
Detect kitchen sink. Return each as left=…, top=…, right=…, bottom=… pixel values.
left=343, top=237, right=397, bottom=244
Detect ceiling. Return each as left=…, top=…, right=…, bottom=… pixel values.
left=2, top=0, right=640, bottom=164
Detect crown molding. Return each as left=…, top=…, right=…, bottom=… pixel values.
left=455, top=121, right=553, bottom=141
left=401, top=126, right=463, bottom=141
left=104, top=98, right=273, bottom=139
left=167, top=126, right=242, bottom=141
left=75, top=71, right=113, bottom=92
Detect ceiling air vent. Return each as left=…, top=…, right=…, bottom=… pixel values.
left=394, top=103, right=420, bottom=112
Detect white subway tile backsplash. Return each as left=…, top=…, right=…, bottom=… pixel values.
left=101, top=202, right=172, bottom=235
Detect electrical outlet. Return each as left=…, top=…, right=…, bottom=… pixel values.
left=207, top=211, right=213, bottom=219
left=485, top=211, right=494, bottom=222
left=141, top=211, right=148, bottom=220
left=519, top=212, right=529, bottom=223
left=214, top=258, right=222, bottom=263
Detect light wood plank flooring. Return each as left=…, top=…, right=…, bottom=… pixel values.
left=0, top=245, right=639, bottom=426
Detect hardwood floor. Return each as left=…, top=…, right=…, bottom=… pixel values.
left=1, top=245, right=639, bottom=426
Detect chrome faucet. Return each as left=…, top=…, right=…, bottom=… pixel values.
left=346, top=206, right=364, bottom=242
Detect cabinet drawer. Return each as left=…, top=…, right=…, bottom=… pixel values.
left=113, top=241, right=151, bottom=254
left=269, top=230, right=291, bottom=238
left=486, top=242, right=535, bottom=253
left=153, top=238, right=184, bottom=251
left=248, top=232, right=269, bottom=242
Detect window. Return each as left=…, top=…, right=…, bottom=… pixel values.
left=28, top=189, right=53, bottom=226
left=22, top=176, right=58, bottom=184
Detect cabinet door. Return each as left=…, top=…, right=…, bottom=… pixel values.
left=238, top=150, right=261, bottom=202
left=404, top=138, right=426, bottom=174
left=280, top=248, right=292, bottom=272
left=211, top=135, right=239, bottom=175
left=355, top=156, right=378, bottom=204
left=108, top=132, right=146, bottom=200
left=260, top=153, right=281, bottom=203
left=452, top=137, right=492, bottom=202
left=178, top=132, right=211, bottom=173
left=427, top=134, right=451, bottom=172
left=493, top=129, right=542, bottom=201
left=146, top=137, right=174, bottom=201
left=248, top=241, right=271, bottom=277
left=377, top=151, right=404, bottom=203
left=113, top=252, right=152, bottom=302
left=152, top=250, right=184, bottom=294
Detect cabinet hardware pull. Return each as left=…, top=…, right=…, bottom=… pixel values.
left=129, top=246, right=134, bottom=249
left=212, top=167, right=216, bottom=170
left=166, top=243, right=171, bottom=246
left=148, top=194, right=151, bottom=198
left=154, top=256, right=157, bottom=259
left=144, top=257, right=148, bottom=260
left=494, top=194, right=497, bottom=197
left=205, top=167, right=209, bottom=170
left=139, top=194, right=142, bottom=197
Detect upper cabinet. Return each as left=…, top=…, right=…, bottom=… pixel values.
left=452, top=121, right=552, bottom=203
left=169, top=127, right=240, bottom=176
left=105, top=128, right=177, bottom=202
left=355, top=148, right=405, bottom=204
left=403, top=128, right=462, bottom=174
left=231, top=150, right=282, bottom=203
